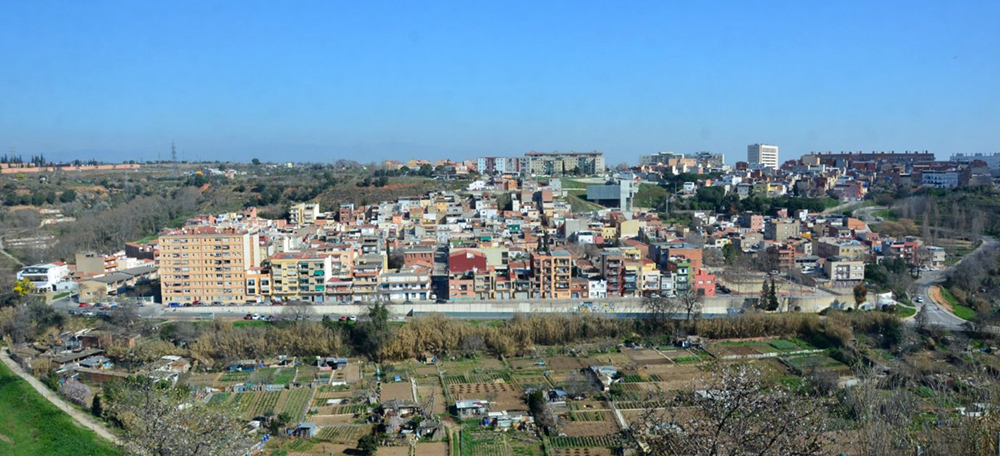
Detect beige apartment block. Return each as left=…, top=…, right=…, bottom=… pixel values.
left=158, top=226, right=261, bottom=304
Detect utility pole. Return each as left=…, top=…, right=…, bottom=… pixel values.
left=170, top=141, right=179, bottom=178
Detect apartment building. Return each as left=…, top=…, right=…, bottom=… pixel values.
left=269, top=252, right=333, bottom=302
left=532, top=250, right=573, bottom=299
left=814, top=237, right=867, bottom=261
left=76, top=251, right=120, bottom=276
left=601, top=251, right=626, bottom=297
left=158, top=227, right=262, bottom=304
left=747, top=144, right=779, bottom=169
left=823, top=257, right=865, bottom=283
left=526, top=151, right=605, bottom=176
left=289, top=202, right=321, bottom=225
left=380, top=267, right=432, bottom=302
left=765, top=219, right=800, bottom=242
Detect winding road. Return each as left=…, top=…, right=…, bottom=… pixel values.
left=909, top=236, right=998, bottom=330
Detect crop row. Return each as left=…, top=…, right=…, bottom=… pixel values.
left=552, top=435, right=620, bottom=449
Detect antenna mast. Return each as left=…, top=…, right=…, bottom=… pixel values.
left=171, top=141, right=179, bottom=178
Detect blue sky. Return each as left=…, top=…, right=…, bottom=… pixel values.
left=1, top=1, right=998, bottom=165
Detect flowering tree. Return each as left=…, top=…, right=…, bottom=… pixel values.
left=107, top=380, right=253, bottom=456
left=627, top=362, right=828, bottom=456
left=61, top=378, right=91, bottom=406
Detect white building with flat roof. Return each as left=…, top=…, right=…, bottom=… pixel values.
left=951, top=153, right=1000, bottom=170
left=17, top=262, right=70, bottom=292
left=748, top=144, right=779, bottom=169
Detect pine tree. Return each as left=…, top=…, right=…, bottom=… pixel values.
left=769, top=278, right=780, bottom=311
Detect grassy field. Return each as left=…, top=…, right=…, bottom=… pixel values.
left=565, top=191, right=605, bottom=212
left=559, top=178, right=588, bottom=189
left=0, top=360, right=118, bottom=456
left=634, top=183, right=667, bottom=209
left=940, top=287, right=977, bottom=321
left=896, top=305, right=917, bottom=319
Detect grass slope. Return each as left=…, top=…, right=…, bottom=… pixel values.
left=940, top=287, right=977, bottom=321
left=0, top=361, right=118, bottom=456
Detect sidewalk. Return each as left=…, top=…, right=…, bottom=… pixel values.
left=0, top=348, right=120, bottom=445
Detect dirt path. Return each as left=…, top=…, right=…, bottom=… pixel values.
left=928, top=286, right=952, bottom=312
left=0, top=348, right=121, bottom=445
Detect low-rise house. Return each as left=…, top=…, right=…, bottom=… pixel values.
left=455, top=399, right=490, bottom=418
left=588, top=365, right=619, bottom=391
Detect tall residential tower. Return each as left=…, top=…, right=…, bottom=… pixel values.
left=747, top=144, right=779, bottom=169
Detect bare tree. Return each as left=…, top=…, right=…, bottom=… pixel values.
left=642, top=295, right=680, bottom=328
left=627, top=362, right=828, bottom=456
left=108, top=301, right=145, bottom=335
left=278, top=301, right=316, bottom=322
left=841, top=368, right=917, bottom=456
left=676, top=292, right=703, bottom=321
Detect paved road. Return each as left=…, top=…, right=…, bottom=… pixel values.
left=853, top=205, right=887, bottom=223
left=910, top=236, right=998, bottom=330
left=0, top=348, right=121, bottom=445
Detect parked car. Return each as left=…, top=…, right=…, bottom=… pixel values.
left=168, top=302, right=182, bottom=308
left=211, top=301, right=223, bottom=306
left=348, top=315, right=358, bottom=322
left=339, top=316, right=348, bottom=322
left=244, top=313, right=254, bottom=320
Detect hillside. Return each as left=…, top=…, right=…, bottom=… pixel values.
left=0, top=360, right=118, bottom=456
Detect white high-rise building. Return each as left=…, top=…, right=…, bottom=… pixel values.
left=747, top=144, right=779, bottom=169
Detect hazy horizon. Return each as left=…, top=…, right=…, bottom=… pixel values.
left=2, top=1, right=998, bottom=165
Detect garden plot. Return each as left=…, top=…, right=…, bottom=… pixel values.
left=449, top=383, right=524, bottom=411
left=554, top=448, right=614, bottom=456
left=309, top=414, right=355, bottom=426
left=567, top=410, right=612, bottom=422
left=560, top=419, right=619, bottom=437
left=377, top=447, right=410, bottom=456
left=461, top=429, right=512, bottom=456
left=659, top=349, right=702, bottom=361
left=315, top=389, right=354, bottom=400
left=416, top=384, right=448, bottom=414
left=623, top=349, right=669, bottom=365
left=546, top=357, right=586, bottom=370
left=551, top=434, right=622, bottom=448
left=219, top=371, right=250, bottom=385
left=219, top=388, right=313, bottom=420
left=781, top=354, right=850, bottom=376
left=315, top=424, right=371, bottom=444
left=382, top=381, right=415, bottom=402
left=439, top=357, right=505, bottom=372
left=576, top=352, right=632, bottom=367
left=415, top=366, right=438, bottom=375
left=294, top=365, right=320, bottom=383
left=186, top=373, right=221, bottom=388
left=444, top=371, right=511, bottom=385
left=511, top=372, right=550, bottom=390
left=640, top=364, right=707, bottom=391
left=414, top=442, right=448, bottom=456
left=230, top=390, right=282, bottom=418
left=509, top=358, right=548, bottom=371
left=566, top=400, right=608, bottom=411
left=277, top=387, right=313, bottom=419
